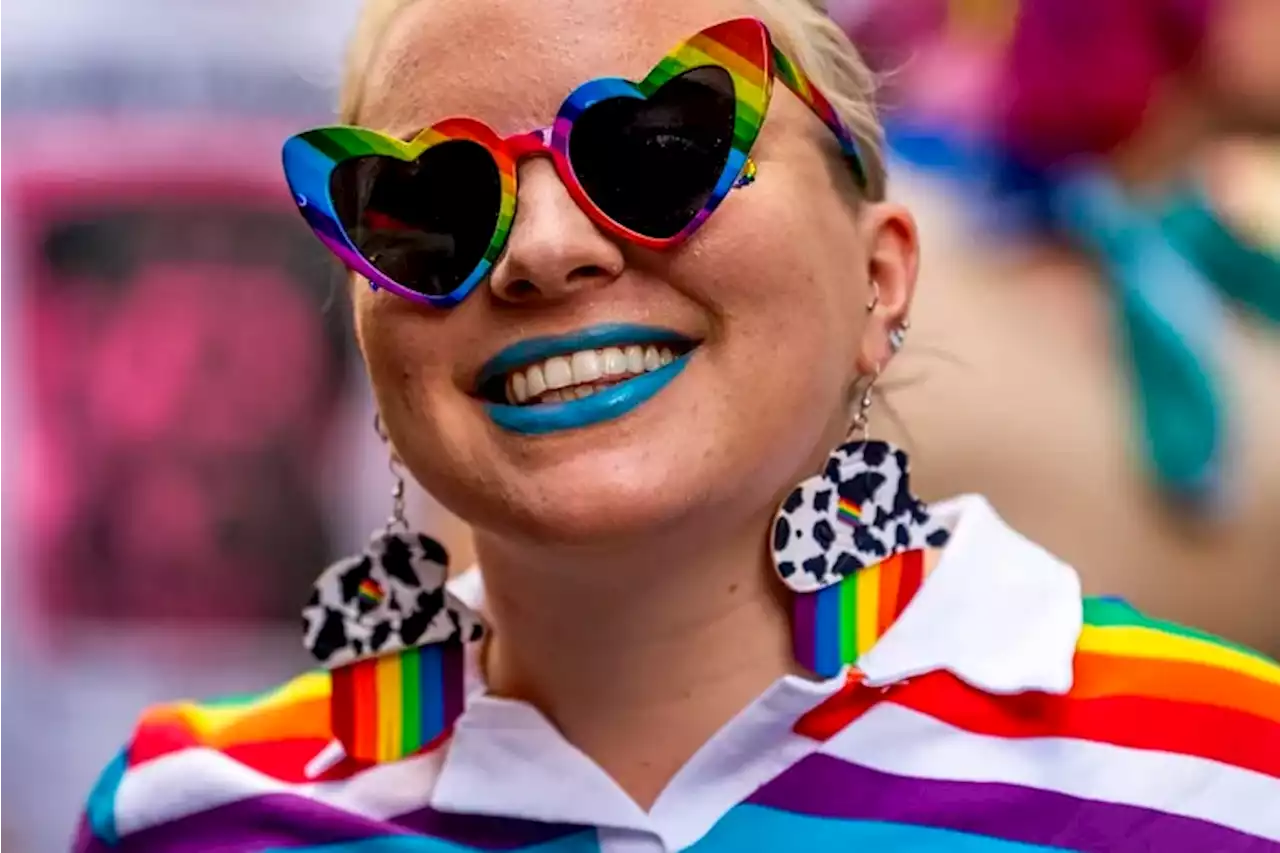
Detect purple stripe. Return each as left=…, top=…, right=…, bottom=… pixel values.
left=749, top=753, right=1276, bottom=852
left=122, top=793, right=586, bottom=853
left=792, top=589, right=817, bottom=673
left=812, top=584, right=842, bottom=677
left=443, top=642, right=465, bottom=728
left=396, top=804, right=589, bottom=849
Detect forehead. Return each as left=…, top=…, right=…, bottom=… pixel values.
left=359, top=0, right=753, bottom=136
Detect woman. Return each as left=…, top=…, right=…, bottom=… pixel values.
left=75, top=1, right=1280, bottom=850
left=851, top=0, right=1280, bottom=657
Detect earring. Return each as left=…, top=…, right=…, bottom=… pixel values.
left=771, top=372, right=950, bottom=677
left=889, top=318, right=910, bottom=353
left=866, top=280, right=881, bottom=313
left=302, top=414, right=484, bottom=766
left=732, top=158, right=758, bottom=188
left=866, top=280, right=909, bottom=355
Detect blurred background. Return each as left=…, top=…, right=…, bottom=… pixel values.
left=1, top=0, right=1277, bottom=849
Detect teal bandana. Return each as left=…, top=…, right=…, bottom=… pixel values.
left=1051, top=168, right=1279, bottom=507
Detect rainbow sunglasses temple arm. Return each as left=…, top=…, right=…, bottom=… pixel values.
left=769, top=45, right=868, bottom=189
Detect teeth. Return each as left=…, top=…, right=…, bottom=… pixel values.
left=602, top=347, right=628, bottom=376
left=527, top=364, right=547, bottom=397
left=571, top=350, right=602, bottom=383
left=501, top=342, right=690, bottom=405
left=543, top=356, right=573, bottom=390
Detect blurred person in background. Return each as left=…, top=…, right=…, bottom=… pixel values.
left=73, top=0, right=1279, bottom=851
left=841, top=0, right=1280, bottom=657
left=0, top=1, right=478, bottom=847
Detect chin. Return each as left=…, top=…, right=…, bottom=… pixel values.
left=484, top=439, right=723, bottom=547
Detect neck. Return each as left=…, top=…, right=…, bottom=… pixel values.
left=473, top=511, right=799, bottom=809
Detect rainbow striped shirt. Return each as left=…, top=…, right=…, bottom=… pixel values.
left=75, top=497, right=1280, bottom=851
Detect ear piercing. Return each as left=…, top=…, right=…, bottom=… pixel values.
left=889, top=318, right=910, bottom=353
left=868, top=280, right=910, bottom=353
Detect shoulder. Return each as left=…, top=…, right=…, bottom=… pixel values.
left=1069, top=596, right=1280, bottom=773
left=77, top=670, right=391, bottom=850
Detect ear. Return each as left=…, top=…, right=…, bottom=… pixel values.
left=855, top=202, right=919, bottom=376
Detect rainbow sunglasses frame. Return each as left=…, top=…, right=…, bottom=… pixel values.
left=282, top=17, right=867, bottom=308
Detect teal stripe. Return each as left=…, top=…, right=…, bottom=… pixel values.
left=689, top=804, right=1072, bottom=852
left=86, top=748, right=129, bottom=846
left=275, top=830, right=599, bottom=852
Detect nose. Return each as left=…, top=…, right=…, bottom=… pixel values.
left=487, top=159, right=624, bottom=304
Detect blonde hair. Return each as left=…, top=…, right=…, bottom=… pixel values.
left=337, top=0, right=886, bottom=200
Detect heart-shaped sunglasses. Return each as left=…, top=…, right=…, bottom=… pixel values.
left=282, top=17, right=866, bottom=307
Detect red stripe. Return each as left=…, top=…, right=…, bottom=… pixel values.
left=330, top=665, right=355, bottom=750
left=895, top=549, right=924, bottom=619
left=220, top=738, right=334, bottom=783
left=805, top=84, right=837, bottom=120
left=311, top=754, right=371, bottom=782
left=128, top=716, right=200, bottom=766
left=794, top=671, right=878, bottom=741
left=351, top=659, right=379, bottom=762
left=703, top=19, right=768, bottom=72
left=889, top=672, right=1280, bottom=777
left=364, top=210, right=413, bottom=234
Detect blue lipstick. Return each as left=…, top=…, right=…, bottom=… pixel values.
left=479, top=323, right=696, bottom=435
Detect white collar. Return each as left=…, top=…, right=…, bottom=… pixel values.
left=426, top=495, right=1082, bottom=837
left=855, top=494, right=1082, bottom=695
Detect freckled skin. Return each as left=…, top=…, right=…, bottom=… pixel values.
left=351, top=0, right=916, bottom=551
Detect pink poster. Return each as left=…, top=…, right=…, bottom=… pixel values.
left=6, top=118, right=357, bottom=641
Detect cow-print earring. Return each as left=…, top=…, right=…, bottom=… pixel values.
left=771, top=307, right=950, bottom=675
left=301, top=414, right=485, bottom=775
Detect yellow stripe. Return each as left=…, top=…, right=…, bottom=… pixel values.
left=175, top=672, right=330, bottom=737
left=375, top=655, right=403, bottom=761
left=855, top=563, right=880, bottom=656
left=1079, top=625, right=1280, bottom=686
left=670, top=43, right=768, bottom=113
left=684, top=36, right=760, bottom=83
left=417, top=128, right=451, bottom=148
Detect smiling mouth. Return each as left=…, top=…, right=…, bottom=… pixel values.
left=479, top=341, right=699, bottom=406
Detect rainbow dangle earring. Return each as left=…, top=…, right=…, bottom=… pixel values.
left=771, top=305, right=950, bottom=676
left=302, top=416, right=484, bottom=767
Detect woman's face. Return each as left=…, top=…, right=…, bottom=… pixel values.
left=354, top=0, right=915, bottom=548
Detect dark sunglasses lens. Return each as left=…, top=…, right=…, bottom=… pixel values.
left=330, top=139, right=501, bottom=298
left=569, top=65, right=736, bottom=239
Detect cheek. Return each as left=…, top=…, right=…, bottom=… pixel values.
left=684, top=161, right=866, bottom=369
left=663, top=160, right=867, bottom=469
left=354, top=291, right=453, bottom=423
